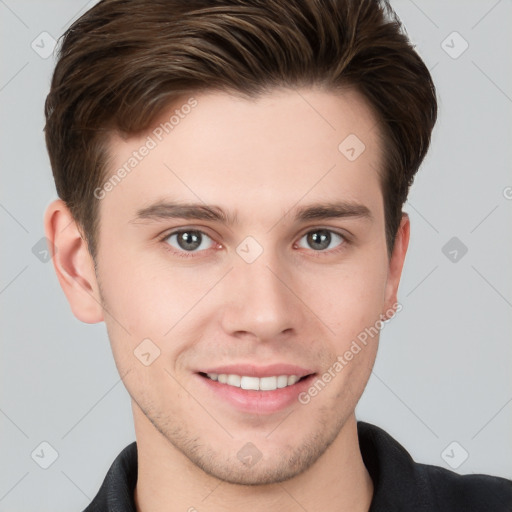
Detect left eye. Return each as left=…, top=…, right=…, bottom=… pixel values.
left=164, top=230, right=215, bottom=252
left=297, top=229, right=345, bottom=251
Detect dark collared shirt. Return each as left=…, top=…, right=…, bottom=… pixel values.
left=83, top=421, right=512, bottom=511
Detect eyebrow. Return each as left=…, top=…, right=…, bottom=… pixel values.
left=131, top=200, right=373, bottom=225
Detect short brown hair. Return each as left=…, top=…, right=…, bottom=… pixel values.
left=44, top=0, right=437, bottom=261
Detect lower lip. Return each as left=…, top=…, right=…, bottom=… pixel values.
left=196, top=373, right=316, bottom=414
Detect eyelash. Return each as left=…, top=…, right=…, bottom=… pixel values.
left=158, top=227, right=351, bottom=259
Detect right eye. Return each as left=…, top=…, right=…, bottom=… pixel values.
left=163, top=229, right=216, bottom=255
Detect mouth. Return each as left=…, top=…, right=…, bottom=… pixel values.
left=195, top=367, right=317, bottom=414
left=198, top=372, right=313, bottom=391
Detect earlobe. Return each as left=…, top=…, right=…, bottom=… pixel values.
left=44, top=199, right=104, bottom=324
left=383, top=213, right=410, bottom=317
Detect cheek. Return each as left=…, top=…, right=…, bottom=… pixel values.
left=314, top=264, right=386, bottom=403
left=96, top=250, right=226, bottom=372
left=97, top=247, right=203, bottom=329
left=305, top=253, right=388, bottom=342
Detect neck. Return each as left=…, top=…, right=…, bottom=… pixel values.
left=133, top=409, right=373, bottom=512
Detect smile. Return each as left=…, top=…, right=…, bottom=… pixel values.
left=204, top=372, right=305, bottom=391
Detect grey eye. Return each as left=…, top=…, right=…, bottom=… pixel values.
left=298, top=230, right=344, bottom=251
left=165, top=230, right=214, bottom=252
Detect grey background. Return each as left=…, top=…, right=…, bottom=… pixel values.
left=1, top=0, right=511, bottom=510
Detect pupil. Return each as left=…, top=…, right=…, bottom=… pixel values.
left=178, top=231, right=201, bottom=251
left=308, top=230, right=330, bottom=250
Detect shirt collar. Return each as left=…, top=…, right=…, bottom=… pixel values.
left=357, top=421, right=433, bottom=511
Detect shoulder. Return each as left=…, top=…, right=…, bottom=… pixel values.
left=417, top=461, right=512, bottom=511
left=357, top=421, right=512, bottom=512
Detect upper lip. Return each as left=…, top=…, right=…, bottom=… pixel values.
left=197, top=363, right=315, bottom=378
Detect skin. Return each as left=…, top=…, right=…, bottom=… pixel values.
left=45, top=87, right=410, bottom=512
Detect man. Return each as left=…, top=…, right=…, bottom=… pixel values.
left=43, top=0, right=512, bottom=510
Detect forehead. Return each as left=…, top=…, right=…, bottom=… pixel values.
left=102, top=87, right=384, bottom=225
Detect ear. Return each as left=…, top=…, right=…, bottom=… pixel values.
left=44, top=199, right=104, bottom=323
left=382, top=213, right=410, bottom=318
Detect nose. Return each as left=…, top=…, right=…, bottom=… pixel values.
left=219, top=251, right=304, bottom=342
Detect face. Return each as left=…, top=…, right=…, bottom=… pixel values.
left=89, top=87, right=405, bottom=484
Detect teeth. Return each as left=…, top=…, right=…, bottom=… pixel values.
left=205, top=373, right=304, bottom=391
left=227, top=374, right=241, bottom=387
left=241, top=376, right=260, bottom=390
left=277, top=375, right=288, bottom=388
left=259, top=376, right=277, bottom=391
left=287, top=375, right=300, bottom=385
